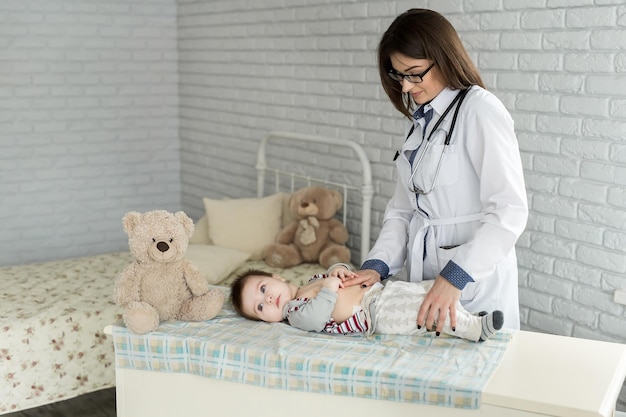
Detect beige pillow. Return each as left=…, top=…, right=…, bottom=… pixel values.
left=280, top=192, right=296, bottom=227
left=189, top=214, right=211, bottom=245
left=185, top=244, right=251, bottom=285
left=203, top=193, right=284, bottom=260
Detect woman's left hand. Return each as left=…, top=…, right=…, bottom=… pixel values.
left=416, top=275, right=461, bottom=334
left=341, top=269, right=381, bottom=288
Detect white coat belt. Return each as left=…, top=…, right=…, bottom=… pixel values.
left=407, top=212, right=484, bottom=282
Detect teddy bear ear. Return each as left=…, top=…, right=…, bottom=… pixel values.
left=174, top=211, right=195, bottom=238
left=122, top=211, right=142, bottom=234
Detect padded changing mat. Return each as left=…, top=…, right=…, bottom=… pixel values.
left=111, top=311, right=513, bottom=410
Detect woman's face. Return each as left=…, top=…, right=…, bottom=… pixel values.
left=389, top=52, right=446, bottom=106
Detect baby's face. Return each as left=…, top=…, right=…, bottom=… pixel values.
left=241, top=275, right=295, bottom=323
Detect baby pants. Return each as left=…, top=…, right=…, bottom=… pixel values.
left=372, top=280, right=483, bottom=342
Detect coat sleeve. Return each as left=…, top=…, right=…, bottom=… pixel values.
left=365, top=154, right=412, bottom=277
left=285, top=288, right=338, bottom=332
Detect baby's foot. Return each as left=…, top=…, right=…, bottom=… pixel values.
left=478, top=310, right=503, bottom=342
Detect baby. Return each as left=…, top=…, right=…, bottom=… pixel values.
left=230, top=264, right=503, bottom=342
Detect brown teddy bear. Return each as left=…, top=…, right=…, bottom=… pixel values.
left=113, top=210, right=224, bottom=334
left=262, top=186, right=351, bottom=269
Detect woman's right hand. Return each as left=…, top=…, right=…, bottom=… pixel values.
left=342, top=269, right=381, bottom=288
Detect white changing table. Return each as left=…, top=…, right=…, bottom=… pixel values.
left=104, top=327, right=626, bottom=417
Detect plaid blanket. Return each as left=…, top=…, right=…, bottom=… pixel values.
left=111, top=313, right=513, bottom=409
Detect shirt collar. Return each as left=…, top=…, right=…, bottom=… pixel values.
left=411, top=87, right=458, bottom=128
left=428, top=87, right=459, bottom=117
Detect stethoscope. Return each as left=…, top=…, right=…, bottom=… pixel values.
left=407, top=87, right=471, bottom=195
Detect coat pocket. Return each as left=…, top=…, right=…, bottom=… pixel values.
left=436, top=244, right=459, bottom=272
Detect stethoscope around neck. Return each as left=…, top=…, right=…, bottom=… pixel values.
left=407, top=87, right=471, bottom=195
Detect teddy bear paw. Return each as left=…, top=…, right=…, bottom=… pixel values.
left=319, top=246, right=351, bottom=270
left=123, top=301, right=160, bottom=334
left=179, top=289, right=225, bottom=321
left=266, top=253, right=286, bottom=267
left=263, top=244, right=302, bottom=268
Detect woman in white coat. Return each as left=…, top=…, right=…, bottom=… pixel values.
left=344, top=9, right=528, bottom=331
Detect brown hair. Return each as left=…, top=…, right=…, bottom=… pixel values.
left=377, top=9, right=485, bottom=119
left=229, top=269, right=274, bottom=321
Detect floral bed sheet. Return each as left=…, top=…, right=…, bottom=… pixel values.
left=0, top=251, right=325, bottom=414
left=0, top=252, right=133, bottom=414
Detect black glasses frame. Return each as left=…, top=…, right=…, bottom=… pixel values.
left=387, top=63, right=435, bottom=84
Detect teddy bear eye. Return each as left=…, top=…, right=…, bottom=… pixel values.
left=169, top=238, right=173, bottom=243
left=152, top=238, right=156, bottom=243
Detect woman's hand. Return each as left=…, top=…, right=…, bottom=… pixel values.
left=416, top=275, right=461, bottom=334
left=329, top=265, right=357, bottom=280
left=341, top=269, right=381, bottom=288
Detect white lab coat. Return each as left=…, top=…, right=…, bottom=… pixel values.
left=368, top=86, right=528, bottom=330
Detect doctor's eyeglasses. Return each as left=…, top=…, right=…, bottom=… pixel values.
left=387, top=63, right=435, bottom=84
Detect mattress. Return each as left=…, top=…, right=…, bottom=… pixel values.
left=0, top=251, right=333, bottom=414
left=217, top=259, right=329, bottom=287
left=110, top=304, right=514, bottom=410
left=0, top=252, right=133, bottom=413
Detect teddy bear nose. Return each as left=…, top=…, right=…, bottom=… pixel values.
left=156, top=241, right=170, bottom=252
left=301, top=202, right=309, bottom=208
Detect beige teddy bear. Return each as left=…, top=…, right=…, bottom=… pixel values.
left=113, top=210, right=224, bottom=334
left=262, top=186, right=351, bottom=269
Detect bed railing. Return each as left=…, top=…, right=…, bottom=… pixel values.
left=256, top=131, right=374, bottom=264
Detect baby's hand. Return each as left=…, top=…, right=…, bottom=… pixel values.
left=329, top=265, right=357, bottom=280
left=323, top=276, right=344, bottom=292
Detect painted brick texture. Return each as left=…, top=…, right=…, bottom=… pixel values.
left=177, top=1, right=626, bottom=409
left=2, top=0, right=625, bottom=409
left=0, top=0, right=181, bottom=266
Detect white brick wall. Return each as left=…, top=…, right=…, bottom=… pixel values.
left=178, top=1, right=626, bottom=409
left=0, top=0, right=181, bottom=266
left=2, top=0, right=625, bottom=409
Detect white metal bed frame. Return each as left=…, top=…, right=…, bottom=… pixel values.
left=256, top=130, right=374, bottom=264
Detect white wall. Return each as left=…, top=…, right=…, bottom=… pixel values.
left=1, top=0, right=624, bottom=409
left=178, top=0, right=626, bottom=409
left=0, top=0, right=181, bottom=266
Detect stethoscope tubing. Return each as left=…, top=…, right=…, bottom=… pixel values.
left=407, top=87, right=471, bottom=194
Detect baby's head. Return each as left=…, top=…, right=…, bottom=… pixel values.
left=230, top=269, right=297, bottom=323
